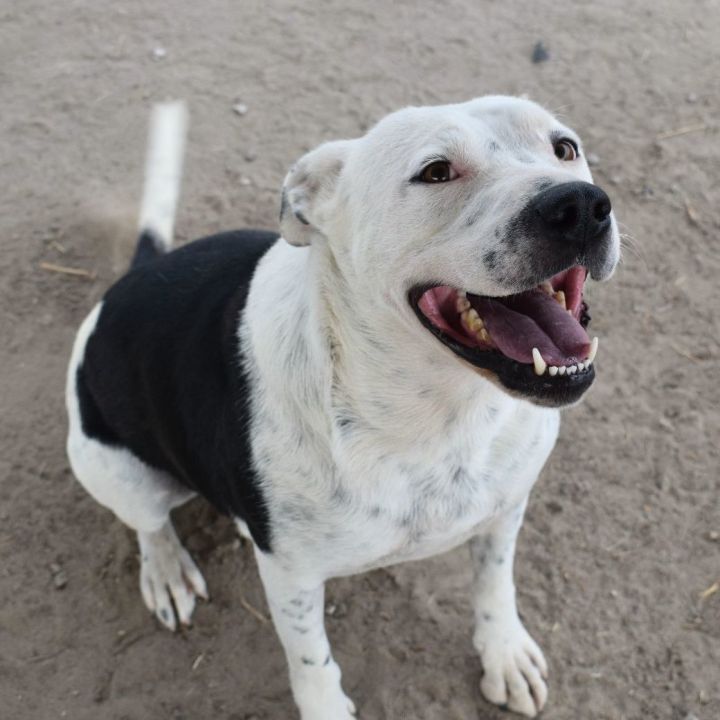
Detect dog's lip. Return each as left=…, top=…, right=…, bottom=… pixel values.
left=408, top=266, right=598, bottom=388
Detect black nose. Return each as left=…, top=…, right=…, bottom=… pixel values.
left=532, top=181, right=611, bottom=245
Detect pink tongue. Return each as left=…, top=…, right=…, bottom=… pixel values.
left=473, top=290, right=590, bottom=365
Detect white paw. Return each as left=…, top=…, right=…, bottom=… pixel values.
left=298, top=692, right=357, bottom=720
left=475, top=617, right=548, bottom=718
left=138, top=525, right=208, bottom=631
left=293, top=664, right=357, bottom=720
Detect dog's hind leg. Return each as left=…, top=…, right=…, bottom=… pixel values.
left=66, top=306, right=207, bottom=631
left=255, top=551, right=357, bottom=720
left=470, top=498, right=548, bottom=718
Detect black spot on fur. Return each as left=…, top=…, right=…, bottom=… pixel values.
left=483, top=250, right=498, bottom=270
left=292, top=625, right=309, bottom=634
left=76, top=230, right=279, bottom=552
left=323, top=654, right=331, bottom=666
left=336, top=415, right=355, bottom=432
left=301, top=657, right=315, bottom=666
left=294, top=210, right=310, bottom=226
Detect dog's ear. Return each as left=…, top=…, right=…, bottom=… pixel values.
left=280, top=140, right=350, bottom=246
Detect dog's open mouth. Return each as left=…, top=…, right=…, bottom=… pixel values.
left=410, top=266, right=598, bottom=404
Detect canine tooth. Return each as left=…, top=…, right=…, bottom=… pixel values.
left=470, top=316, right=484, bottom=332
left=587, top=336, right=599, bottom=364
left=554, top=290, right=566, bottom=309
left=549, top=366, right=558, bottom=376
left=532, top=348, right=547, bottom=376
left=558, top=366, right=567, bottom=375
left=456, top=296, right=471, bottom=312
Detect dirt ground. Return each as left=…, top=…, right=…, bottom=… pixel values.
left=1, top=1, right=719, bottom=718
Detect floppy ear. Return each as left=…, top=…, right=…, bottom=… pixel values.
left=279, top=140, right=350, bottom=246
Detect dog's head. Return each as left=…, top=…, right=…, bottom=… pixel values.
left=280, top=96, right=620, bottom=408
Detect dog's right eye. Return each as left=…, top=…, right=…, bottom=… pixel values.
left=417, top=161, right=458, bottom=183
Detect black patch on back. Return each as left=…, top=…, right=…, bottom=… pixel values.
left=78, top=230, right=279, bottom=551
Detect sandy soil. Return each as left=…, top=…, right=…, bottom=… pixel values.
left=1, top=1, right=719, bottom=718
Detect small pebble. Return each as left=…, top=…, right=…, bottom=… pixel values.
left=152, top=47, right=167, bottom=60
left=686, top=92, right=698, bottom=104
left=243, top=150, right=257, bottom=162
left=232, top=103, right=249, bottom=116
left=239, top=176, right=252, bottom=186
left=708, top=531, right=718, bottom=541
left=531, top=41, right=550, bottom=64
left=50, top=562, right=67, bottom=589
left=586, top=152, right=600, bottom=167
left=684, top=714, right=700, bottom=720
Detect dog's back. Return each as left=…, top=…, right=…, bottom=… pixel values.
left=66, top=103, right=278, bottom=555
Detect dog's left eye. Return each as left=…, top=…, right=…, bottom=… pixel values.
left=554, top=139, right=579, bottom=161
left=418, top=161, right=458, bottom=183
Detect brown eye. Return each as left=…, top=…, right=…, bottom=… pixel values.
left=554, top=139, right=578, bottom=161
left=419, top=161, right=457, bottom=183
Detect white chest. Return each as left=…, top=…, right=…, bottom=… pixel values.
left=260, top=398, right=559, bottom=581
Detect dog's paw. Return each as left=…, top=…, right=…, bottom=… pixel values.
left=138, top=525, right=208, bottom=631
left=474, top=617, right=548, bottom=718
left=297, top=687, right=357, bottom=720
left=293, top=665, right=357, bottom=720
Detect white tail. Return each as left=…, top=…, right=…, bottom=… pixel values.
left=137, top=101, right=189, bottom=251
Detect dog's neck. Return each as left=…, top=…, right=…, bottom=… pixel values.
left=308, top=243, right=521, bottom=452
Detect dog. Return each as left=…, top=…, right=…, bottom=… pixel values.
left=66, top=96, right=619, bottom=718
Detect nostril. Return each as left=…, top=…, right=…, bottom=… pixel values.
left=593, top=198, right=611, bottom=222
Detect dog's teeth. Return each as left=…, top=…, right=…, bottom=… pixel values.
left=548, top=365, right=558, bottom=376
left=554, top=290, right=566, bottom=309
left=532, top=348, right=547, bottom=376
left=470, top=316, right=484, bottom=332
left=558, top=365, right=567, bottom=375
left=577, top=362, right=585, bottom=371
left=567, top=364, right=577, bottom=374
left=587, top=336, right=599, bottom=364
left=457, top=289, right=467, bottom=298
left=479, top=328, right=491, bottom=344
left=540, top=281, right=554, bottom=296
left=456, top=296, right=471, bottom=312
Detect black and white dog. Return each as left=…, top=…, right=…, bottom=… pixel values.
left=66, top=98, right=619, bottom=718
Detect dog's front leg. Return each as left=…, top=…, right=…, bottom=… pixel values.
left=255, top=550, right=357, bottom=720
left=470, top=500, right=548, bottom=718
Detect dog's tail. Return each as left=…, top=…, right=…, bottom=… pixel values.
left=131, top=101, right=189, bottom=268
